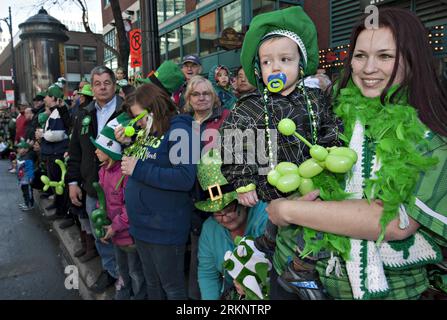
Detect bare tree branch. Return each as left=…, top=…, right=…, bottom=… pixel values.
left=74, top=0, right=120, bottom=58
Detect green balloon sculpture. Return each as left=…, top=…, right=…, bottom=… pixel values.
left=268, top=118, right=358, bottom=194
left=91, top=182, right=111, bottom=238
left=40, top=159, right=67, bottom=195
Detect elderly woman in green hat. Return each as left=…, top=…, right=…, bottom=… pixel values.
left=219, top=6, right=341, bottom=299
left=196, top=149, right=268, bottom=300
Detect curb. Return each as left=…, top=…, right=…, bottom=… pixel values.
left=34, top=190, right=115, bottom=300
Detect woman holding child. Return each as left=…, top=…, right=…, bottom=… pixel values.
left=267, top=7, right=447, bottom=300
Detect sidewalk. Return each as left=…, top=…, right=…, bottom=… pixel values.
left=34, top=190, right=115, bottom=300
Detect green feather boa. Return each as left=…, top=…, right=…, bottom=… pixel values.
left=334, top=80, right=438, bottom=244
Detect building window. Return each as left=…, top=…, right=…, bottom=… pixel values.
left=253, top=0, right=275, bottom=17
left=83, top=47, right=97, bottom=63
left=157, top=0, right=165, bottom=24
left=182, top=20, right=197, bottom=56
left=166, top=0, right=176, bottom=20
left=175, top=0, right=185, bottom=16
left=199, top=11, right=218, bottom=56
left=221, top=0, right=242, bottom=32
left=104, top=29, right=116, bottom=61
left=160, top=35, right=167, bottom=63
left=158, top=0, right=186, bottom=23
left=167, top=28, right=181, bottom=63
left=65, top=45, right=80, bottom=62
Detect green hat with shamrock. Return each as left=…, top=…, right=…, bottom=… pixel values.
left=195, top=148, right=238, bottom=213
left=241, top=6, right=319, bottom=87
left=90, top=113, right=131, bottom=161
left=136, top=60, right=185, bottom=95
left=79, top=83, right=93, bottom=97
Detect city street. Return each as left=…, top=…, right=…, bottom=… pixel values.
left=0, top=159, right=79, bottom=299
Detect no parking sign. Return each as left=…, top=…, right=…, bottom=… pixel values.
left=130, top=29, right=142, bottom=68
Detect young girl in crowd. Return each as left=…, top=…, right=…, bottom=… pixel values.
left=208, top=65, right=237, bottom=110
left=92, top=121, right=145, bottom=300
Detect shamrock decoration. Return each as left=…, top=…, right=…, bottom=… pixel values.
left=91, top=182, right=111, bottom=238
left=268, top=118, right=358, bottom=194
left=40, top=159, right=66, bottom=195
left=223, top=236, right=271, bottom=300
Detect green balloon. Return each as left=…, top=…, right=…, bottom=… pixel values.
left=96, top=216, right=105, bottom=226
left=91, top=209, right=104, bottom=224
left=124, top=126, right=135, bottom=137
left=276, top=174, right=301, bottom=193
left=298, top=159, right=324, bottom=178
left=276, top=162, right=299, bottom=176
left=267, top=169, right=281, bottom=186
left=325, top=155, right=354, bottom=173
left=55, top=186, right=63, bottom=195
left=95, top=227, right=105, bottom=238
left=41, top=175, right=50, bottom=184
left=328, top=147, right=358, bottom=163
left=310, top=145, right=328, bottom=161
left=298, top=178, right=315, bottom=195
left=278, top=119, right=296, bottom=136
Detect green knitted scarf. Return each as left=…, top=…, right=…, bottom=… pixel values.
left=334, top=80, right=438, bottom=244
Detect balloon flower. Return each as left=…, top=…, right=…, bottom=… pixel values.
left=40, top=159, right=66, bottom=195
left=268, top=118, right=358, bottom=194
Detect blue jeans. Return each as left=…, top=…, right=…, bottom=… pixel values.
left=114, top=244, right=146, bottom=300
left=135, top=239, right=187, bottom=300
left=86, top=195, right=118, bottom=279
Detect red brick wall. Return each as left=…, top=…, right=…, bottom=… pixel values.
left=303, top=0, right=330, bottom=50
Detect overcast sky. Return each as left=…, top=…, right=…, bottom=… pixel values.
left=0, top=0, right=102, bottom=35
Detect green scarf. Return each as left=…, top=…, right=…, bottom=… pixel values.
left=334, top=80, right=438, bottom=243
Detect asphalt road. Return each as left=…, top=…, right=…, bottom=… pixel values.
left=0, top=159, right=80, bottom=299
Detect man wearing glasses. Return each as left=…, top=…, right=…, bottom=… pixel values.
left=173, top=55, right=202, bottom=112
left=66, top=66, right=124, bottom=294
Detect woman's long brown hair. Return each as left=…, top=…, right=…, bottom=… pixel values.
left=338, top=7, right=447, bottom=136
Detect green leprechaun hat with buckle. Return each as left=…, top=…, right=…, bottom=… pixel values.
left=136, top=60, right=185, bottom=95
left=240, top=6, right=319, bottom=87
left=195, top=148, right=238, bottom=213
left=90, top=112, right=132, bottom=161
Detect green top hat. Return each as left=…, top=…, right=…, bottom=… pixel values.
left=241, top=6, right=319, bottom=87
left=136, top=60, right=185, bottom=95
left=79, top=83, right=93, bottom=97
left=195, top=149, right=238, bottom=213
left=90, top=113, right=131, bottom=161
